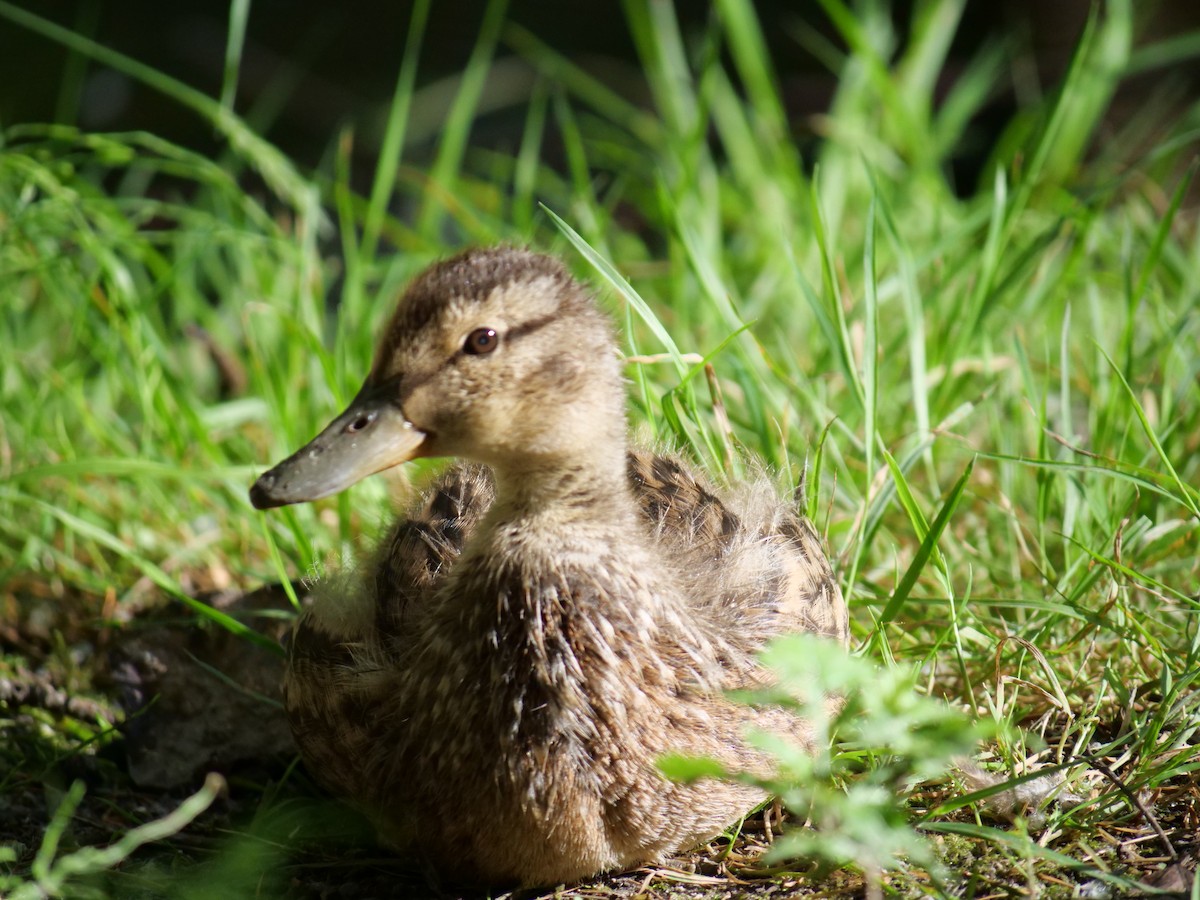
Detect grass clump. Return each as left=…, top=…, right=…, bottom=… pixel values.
left=2, top=0, right=1199, bottom=896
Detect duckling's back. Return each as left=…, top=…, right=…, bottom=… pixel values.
left=627, top=449, right=848, bottom=650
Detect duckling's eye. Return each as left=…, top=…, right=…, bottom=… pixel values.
left=463, top=327, right=499, bottom=356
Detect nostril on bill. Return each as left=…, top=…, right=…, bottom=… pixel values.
left=346, top=412, right=376, bottom=434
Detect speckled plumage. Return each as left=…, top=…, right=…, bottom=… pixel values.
left=263, top=247, right=849, bottom=887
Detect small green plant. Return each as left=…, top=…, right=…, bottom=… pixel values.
left=663, top=634, right=992, bottom=887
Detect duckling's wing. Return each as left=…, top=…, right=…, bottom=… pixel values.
left=371, top=462, right=495, bottom=641
left=627, top=449, right=848, bottom=650
left=283, top=463, right=494, bottom=800
left=770, top=500, right=850, bottom=643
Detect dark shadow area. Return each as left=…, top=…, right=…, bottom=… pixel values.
left=8, top=1, right=1196, bottom=196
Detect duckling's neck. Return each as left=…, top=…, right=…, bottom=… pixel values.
left=486, top=442, right=637, bottom=531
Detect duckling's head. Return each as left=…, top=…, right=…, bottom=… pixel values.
left=251, top=247, right=626, bottom=509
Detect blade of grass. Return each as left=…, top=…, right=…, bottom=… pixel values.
left=1133, top=157, right=1197, bottom=304
left=219, top=0, right=251, bottom=115
left=1098, top=345, right=1200, bottom=520
left=544, top=206, right=689, bottom=378
left=416, top=0, right=508, bottom=236
left=360, top=0, right=431, bottom=263
left=875, top=455, right=975, bottom=630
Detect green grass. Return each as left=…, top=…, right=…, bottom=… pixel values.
left=2, top=0, right=1200, bottom=896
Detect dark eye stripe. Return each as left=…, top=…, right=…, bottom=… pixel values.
left=504, top=311, right=557, bottom=342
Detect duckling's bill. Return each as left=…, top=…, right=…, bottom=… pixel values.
left=249, top=383, right=425, bottom=509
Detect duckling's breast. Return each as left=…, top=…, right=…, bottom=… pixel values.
left=375, top=546, right=772, bottom=884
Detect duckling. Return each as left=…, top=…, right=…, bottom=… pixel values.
left=250, top=247, right=848, bottom=886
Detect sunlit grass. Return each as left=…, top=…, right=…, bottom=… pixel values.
left=2, top=0, right=1199, bottom=895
